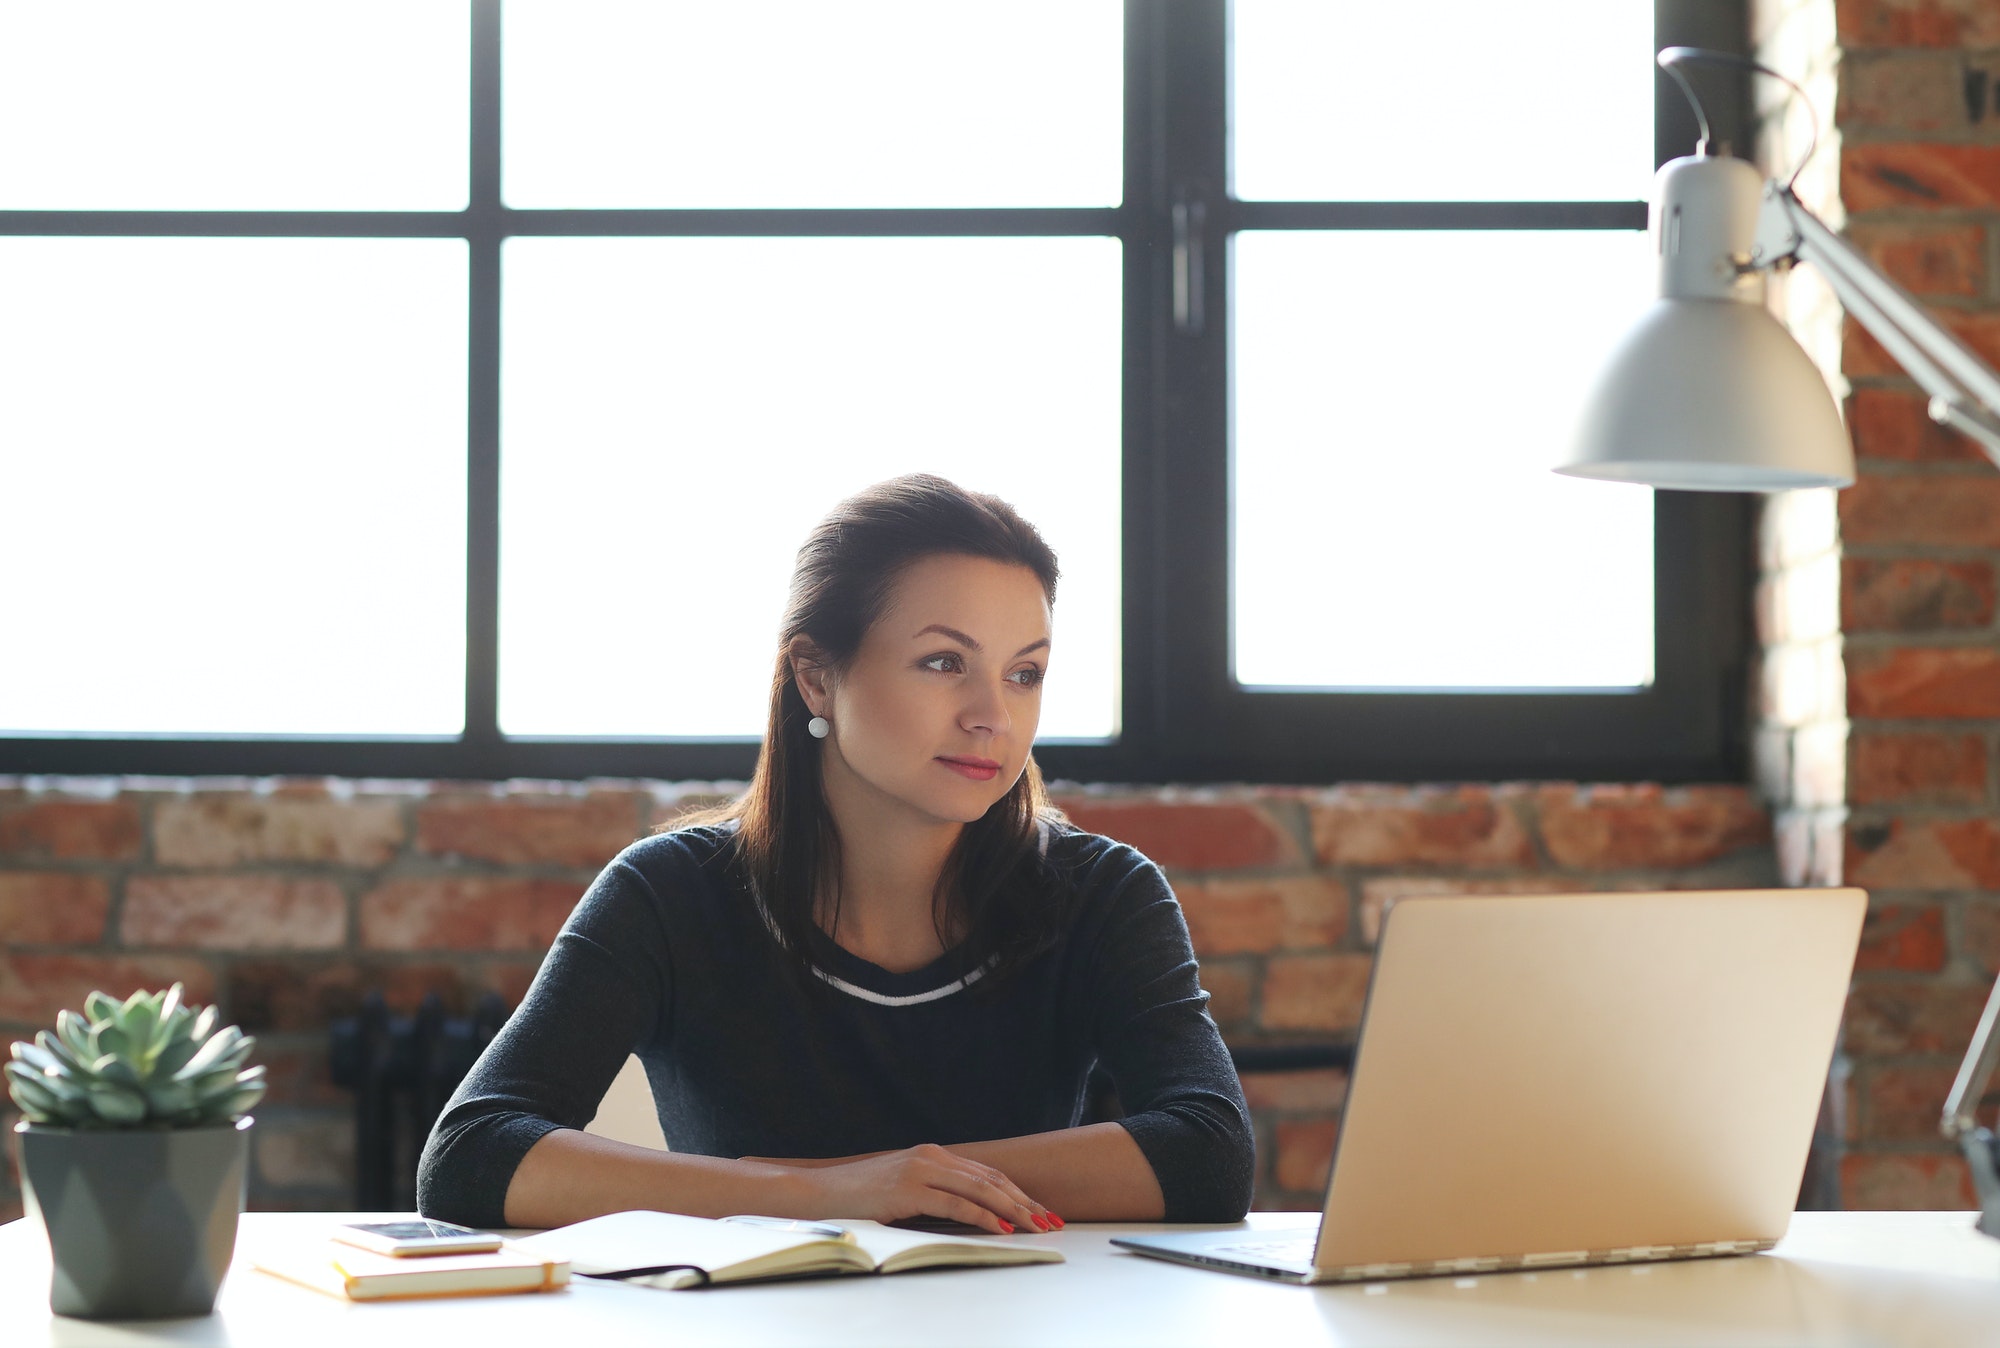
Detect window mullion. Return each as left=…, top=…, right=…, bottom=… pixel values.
left=464, top=0, right=503, bottom=756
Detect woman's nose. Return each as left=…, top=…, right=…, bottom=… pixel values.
left=962, top=679, right=1011, bottom=735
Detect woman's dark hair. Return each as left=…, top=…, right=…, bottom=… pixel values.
left=675, top=473, right=1068, bottom=991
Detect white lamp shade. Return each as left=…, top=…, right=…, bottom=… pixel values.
left=1558, top=296, right=1855, bottom=491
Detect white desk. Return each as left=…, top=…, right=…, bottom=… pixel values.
left=4, top=1211, right=1998, bottom=1347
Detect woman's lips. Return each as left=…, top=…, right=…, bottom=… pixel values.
left=936, top=756, right=1001, bottom=781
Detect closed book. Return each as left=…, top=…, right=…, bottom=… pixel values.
left=511, top=1210, right=1063, bottom=1289
left=253, top=1238, right=570, bottom=1302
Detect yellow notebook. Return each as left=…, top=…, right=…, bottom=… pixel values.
left=511, top=1210, right=1063, bottom=1289
left=254, top=1238, right=571, bottom=1302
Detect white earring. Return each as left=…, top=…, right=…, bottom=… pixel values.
left=807, top=715, right=830, bottom=739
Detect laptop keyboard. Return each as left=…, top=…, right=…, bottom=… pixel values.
left=1212, top=1237, right=1317, bottom=1265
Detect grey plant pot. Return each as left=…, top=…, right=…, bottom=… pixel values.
left=13, top=1115, right=251, bottom=1320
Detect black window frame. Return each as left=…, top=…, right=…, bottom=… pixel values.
left=0, top=0, right=1751, bottom=785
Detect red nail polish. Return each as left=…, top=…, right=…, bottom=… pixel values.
left=1050, top=1213, right=1066, bottom=1229
left=1032, top=1214, right=1049, bottom=1231
left=999, top=1219, right=1014, bottom=1233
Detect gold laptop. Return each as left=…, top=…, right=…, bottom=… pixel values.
left=1116, top=887, right=1867, bottom=1283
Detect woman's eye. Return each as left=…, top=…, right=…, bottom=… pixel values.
left=1009, top=667, right=1046, bottom=688
left=920, top=652, right=964, bottom=674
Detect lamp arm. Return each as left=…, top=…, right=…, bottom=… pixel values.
left=1752, top=185, right=2000, bottom=1146
left=1945, top=977, right=2000, bottom=1141
left=1759, top=187, right=2000, bottom=470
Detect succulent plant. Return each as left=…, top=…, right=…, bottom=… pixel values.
left=6, top=984, right=265, bottom=1129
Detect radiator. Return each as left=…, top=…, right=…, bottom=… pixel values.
left=329, top=990, right=510, bottom=1210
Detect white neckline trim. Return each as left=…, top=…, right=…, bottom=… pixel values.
left=810, top=959, right=993, bottom=1008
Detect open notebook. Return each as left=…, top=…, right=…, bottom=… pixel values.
left=511, top=1210, right=1063, bottom=1289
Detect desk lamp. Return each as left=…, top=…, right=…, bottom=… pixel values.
left=1556, top=48, right=2000, bottom=1236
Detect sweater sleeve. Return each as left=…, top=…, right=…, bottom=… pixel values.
left=1082, top=852, right=1255, bottom=1222
left=416, top=852, right=672, bottom=1228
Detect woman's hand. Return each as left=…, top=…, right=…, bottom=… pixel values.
left=756, top=1143, right=1062, bottom=1234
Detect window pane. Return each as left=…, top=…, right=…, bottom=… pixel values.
left=503, top=1, right=1122, bottom=208
left=1233, top=230, right=1655, bottom=689
left=500, top=237, right=1120, bottom=739
left=0, top=3, right=468, bottom=210
left=1232, top=0, right=1654, bottom=202
left=0, top=239, right=468, bottom=735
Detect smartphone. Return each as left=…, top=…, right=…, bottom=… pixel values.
left=331, top=1219, right=504, bottom=1258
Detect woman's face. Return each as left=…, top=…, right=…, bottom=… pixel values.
left=804, top=554, right=1051, bottom=828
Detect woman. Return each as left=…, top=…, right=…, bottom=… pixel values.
left=418, top=475, right=1253, bottom=1233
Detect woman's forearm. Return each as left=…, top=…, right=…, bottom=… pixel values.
left=504, top=1128, right=808, bottom=1228
left=945, top=1122, right=1165, bottom=1221
left=510, top=1129, right=1062, bottom=1235
left=748, top=1122, right=1165, bottom=1222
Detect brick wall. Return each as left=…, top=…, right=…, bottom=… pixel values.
left=1753, top=0, right=2000, bottom=1208
left=0, top=776, right=1777, bottom=1220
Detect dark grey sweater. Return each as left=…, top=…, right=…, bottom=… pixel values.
left=416, top=822, right=1254, bottom=1227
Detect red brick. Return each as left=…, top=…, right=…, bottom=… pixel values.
left=1843, top=559, right=1996, bottom=632
left=254, top=1118, right=354, bottom=1189
left=1849, top=817, right=2000, bottom=890
left=415, top=792, right=643, bottom=867
left=1855, top=903, right=1948, bottom=973
left=154, top=795, right=404, bottom=867
left=478, top=959, right=542, bottom=1012
left=1536, top=784, right=1770, bottom=870
left=224, top=959, right=471, bottom=1033
left=0, top=800, right=142, bottom=862
left=0, top=953, right=215, bottom=1026
left=1848, top=647, right=2000, bottom=718
left=1963, top=900, right=2000, bottom=974
left=1846, top=311, right=2000, bottom=384
left=1845, top=220, right=1984, bottom=298
left=358, top=877, right=584, bottom=951
left=1859, top=1062, right=1964, bottom=1142
left=1838, top=475, right=2000, bottom=548
left=1175, top=875, right=1347, bottom=956
left=1357, top=875, right=1591, bottom=946
left=1849, top=732, right=1988, bottom=805
left=254, top=1042, right=347, bottom=1108
left=1844, top=981, right=1988, bottom=1055
left=1274, top=1118, right=1340, bottom=1195
left=1308, top=787, right=1533, bottom=868
left=122, top=875, right=346, bottom=950
left=1848, top=818, right=1966, bottom=889
left=1839, top=52, right=1974, bottom=132
left=1054, top=799, right=1301, bottom=871
left=1837, top=0, right=2000, bottom=48
left=1843, top=142, right=2000, bottom=212
left=645, top=791, right=741, bottom=833
left=1260, top=953, right=1373, bottom=1033
left=0, top=873, right=109, bottom=944
left=1241, top=1068, right=1348, bottom=1113
left=1847, top=388, right=1989, bottom=466
left=1839, top=1152, right=1976, bottom=1210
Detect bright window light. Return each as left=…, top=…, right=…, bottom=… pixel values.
left=0, top=3, right=468, bottom=211
left=1233, top=0, right=1655, bottom=202
left=499, top=236, right=1122, bottom=740
left=0, top=239, right=468, bottom=736
left=1232, top=230, right=1657, bottom=690
left=503, top=0, right=1122, bottom=209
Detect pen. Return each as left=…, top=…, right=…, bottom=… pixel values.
left=720, top=1216, right=853, bottom=1242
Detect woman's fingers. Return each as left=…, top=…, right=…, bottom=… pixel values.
left=971, top=1162, right=1056, bottom=1228
left=914, top=1155, right=1053, bottom=1232
left=927, top=1190, right=1016, bottom=1235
